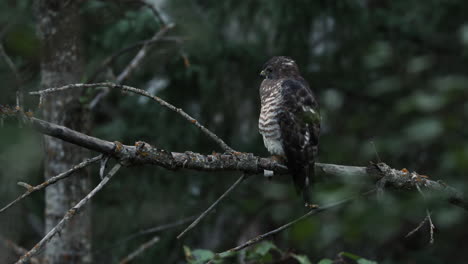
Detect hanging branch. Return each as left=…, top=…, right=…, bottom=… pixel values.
left=405, top=183, right=437, bottom=243
left=15, top=164, right=122, bottom=264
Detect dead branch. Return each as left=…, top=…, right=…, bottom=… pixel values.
left=1, top=109, right=464, bottom=212
left=89, top=24, right=175, bottom=109
left=207, top=190, right=375, bottom=264
left=88, top=36, right=183, bottom=83
left=96, top=215, right=196, bottom=259
left=177, top=174, right=246, bottom=239
left=135, top=0, right=167, bottom=26
left=15, top=164, right=122, bottom=264
left=405, top=184, right=436, bottom=244
left=405, top=215, right=429, bottom=238
left=119, top=235, right=160, bottom=264
left=102, top=215, right=197, bottom=252
left=30, top=82, right=235, bottom=152
left=0, top=155, right=102, bottom=213
left=116, top=24, right=174, bottom=83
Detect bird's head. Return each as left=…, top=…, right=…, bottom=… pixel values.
left=260, top=56, right=299, bottom=79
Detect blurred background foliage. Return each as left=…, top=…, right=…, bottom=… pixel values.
left=1, top=0, right=468, bottom=263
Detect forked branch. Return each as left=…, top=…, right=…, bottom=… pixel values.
left=15, top=164, right=122, bottom=264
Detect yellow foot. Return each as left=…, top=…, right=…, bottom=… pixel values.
left=305, top=203, right=319, bottom=209
left=271, top=155, right=286, bottom=163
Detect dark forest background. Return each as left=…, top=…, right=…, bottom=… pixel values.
left=1, top=0, right=467, bottom=263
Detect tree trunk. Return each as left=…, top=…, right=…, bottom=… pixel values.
left=36, top=1, right=92, bottom=263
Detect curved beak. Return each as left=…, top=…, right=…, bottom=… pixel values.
left=260, top=70, right=267, bottom=78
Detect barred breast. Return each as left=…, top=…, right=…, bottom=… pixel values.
left=259, top=80, right=285, bottom=155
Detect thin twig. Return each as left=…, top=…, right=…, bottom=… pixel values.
left=116, top=23, right=174, bottom=83
left=177, top=174, right=246, bottom=239
left=100, top=155, right=110, bottom=179
left=132, top=215, right=197, bottom=238
left=427, top=209, right=435, bottom=244
left=207, top=190, right=375, bottom=264
left=405, top=209, right=435, bottom=244
left=97, top=215, right=197, bottom=254
left=31, top=83, right=235, bottom=152
left=207, top=190, right=376, bottom=263
left=136, top=0, right=167, bottom=26
left=405, top=215, right=429, bottom=238
left=119, top=235, right=160, bottom=264
left=0, top=155, right=102, bottom=214
left=15, top=164, right=121, bottom=264
left=89, top=24, right=175, bottom=109
left=410, top=183, right=436, bottom=244
left=88, top=36, right=183, bottom=83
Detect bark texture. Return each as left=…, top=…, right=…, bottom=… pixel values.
left=36, top=1, right=92, bottom=263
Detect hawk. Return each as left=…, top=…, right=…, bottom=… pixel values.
left=258, top=56, right=320, bottom=206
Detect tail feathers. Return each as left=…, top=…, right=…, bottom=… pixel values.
left=292, top=164, right=313, bottom=206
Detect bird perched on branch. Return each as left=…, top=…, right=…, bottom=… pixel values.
left=258, top=56, right=320, bottom=206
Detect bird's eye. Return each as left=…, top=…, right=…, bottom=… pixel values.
left=266, top=67, right=272, bottom=73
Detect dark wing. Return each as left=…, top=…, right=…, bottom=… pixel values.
left=278, top=79, right=320, bottom=204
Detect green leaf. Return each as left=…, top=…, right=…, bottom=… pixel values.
left=183, top=246, right=193, bottom=261
left=191, top=249, right=215, bottom=264
left=291, top=254, right=312, bottom=264
left=339, top=252, right=361, bottom=260
left=339, top=252, right=378, bottom=264
left=317, top=259, right=334, bottom=264
left=357, top=259, right=378, bottom=264
left=184, top=246, right=217, bottom=264
left=252, top=241, right=278, bottom=256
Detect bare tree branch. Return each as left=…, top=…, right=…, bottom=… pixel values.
left=88, top=36, right=183, bottom=83
left=100, top=215, right=197, bottom=253
left=15, top=164, right=122, bottom=264
left=405, top=183, right=437, bottom=244
left=89, top=24, right=175, bottom=109
left=0, top=155, right=102, bottom=213
left=427, top=209, right=435, bottom=244
left=115, top=23, right=174, bottom=83
left=0, top=108, right=463, bottom=212
left=405, top=215, right=429, bottom=238
left=31, top=82, right=235, bottom=152
left=135, top=0, right=167, bottom=26
left=207, top=190, right=375, bottom=264
left=177, top=174, right=246, bottom=239
left=119, top=235, right=160, bottom=264
left=95, top=215, right=196, bottom=260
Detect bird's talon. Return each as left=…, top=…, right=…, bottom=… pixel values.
left=305, top=203, right=319, bottom=209
left=271, top=155, right=286, bottom=163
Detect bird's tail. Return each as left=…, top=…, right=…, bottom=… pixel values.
left=292, top=163, right=313, bottom=207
